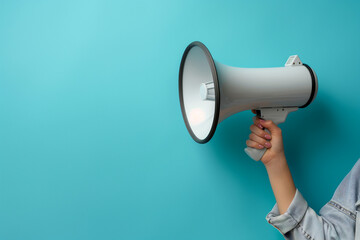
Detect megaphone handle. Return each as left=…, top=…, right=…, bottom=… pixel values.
left=244, top=107, right=298, bottom=161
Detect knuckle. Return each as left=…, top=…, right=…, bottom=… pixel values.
left=256, top=131, right=265, bottom=138
left=246, top=140, right=254, bottom=147
left=273, top=127, right=281, bottom=134
left=251, top=133, right=266, bottom=145
left=267, top=120, right=275, bottom=127
left=250, top=125, right=256, bottom=131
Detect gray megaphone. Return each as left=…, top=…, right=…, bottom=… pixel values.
left=178, top=41, right=318, bottom=161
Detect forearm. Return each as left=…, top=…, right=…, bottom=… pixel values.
left=265, top=154, right=296, bottom=214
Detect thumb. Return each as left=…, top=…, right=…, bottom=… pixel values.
left=259, top=119, right=281, bottom=136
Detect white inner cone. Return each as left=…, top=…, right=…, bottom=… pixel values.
left=182, top=46, right=216, bottom=140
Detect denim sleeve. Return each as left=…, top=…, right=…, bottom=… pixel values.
left=266, top=189, right=356, bottom=239
left=266, top=159, right=360, bottom=240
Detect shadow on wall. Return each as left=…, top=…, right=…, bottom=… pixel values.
left=284, top=95, right=339, bottom=174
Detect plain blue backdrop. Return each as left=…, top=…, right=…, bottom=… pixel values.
left=1, top=0, right=360, bottom=239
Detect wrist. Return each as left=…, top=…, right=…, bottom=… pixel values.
left=263, top=153, right=287, bottom=169
left=264, top=153, right=296, bottom=214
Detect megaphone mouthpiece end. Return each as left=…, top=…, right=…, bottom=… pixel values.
left=200, top=82, right=215, bottom=101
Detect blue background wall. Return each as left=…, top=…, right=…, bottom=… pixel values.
left=1, top=0, right=360, bottom=239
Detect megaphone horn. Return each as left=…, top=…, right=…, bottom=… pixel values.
left=179, top=41, right=318, bottom=161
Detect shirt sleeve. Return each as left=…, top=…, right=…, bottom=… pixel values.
left=266, top=186, right=357, bottom=240
left=266, top=189, right=308, bottom=234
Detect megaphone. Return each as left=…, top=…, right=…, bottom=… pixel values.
left=179, top=41, right=318, bottom=161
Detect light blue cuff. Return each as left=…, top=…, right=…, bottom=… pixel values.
left=266, top=189, right=308, bottom=234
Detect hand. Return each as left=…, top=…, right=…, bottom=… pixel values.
left=246, top=110, right=286, bottom=165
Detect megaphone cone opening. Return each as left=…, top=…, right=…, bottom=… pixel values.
left=179, top=41, right=221, bottom=143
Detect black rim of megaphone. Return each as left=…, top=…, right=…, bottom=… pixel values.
left=179, top=41, right=220, bottom=144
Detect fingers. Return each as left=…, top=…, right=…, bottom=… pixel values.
left=246, top=139, right=265, bottom=149
left=249, top=133, right=272, bottom=148
left=253, top=117, right=282, bottom=136
left=249, top=124, right=272, bottom=140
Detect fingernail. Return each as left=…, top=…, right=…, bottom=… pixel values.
left=264, top=142, right=271, bottom=148
left=264, top=134, right=271, bottom=140
left=257, top=124, right=263, bottom=129
left=258, top=144, right=264, bottom=149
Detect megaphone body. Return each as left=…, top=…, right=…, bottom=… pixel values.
left=179, top=41, right=318, bottom=161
